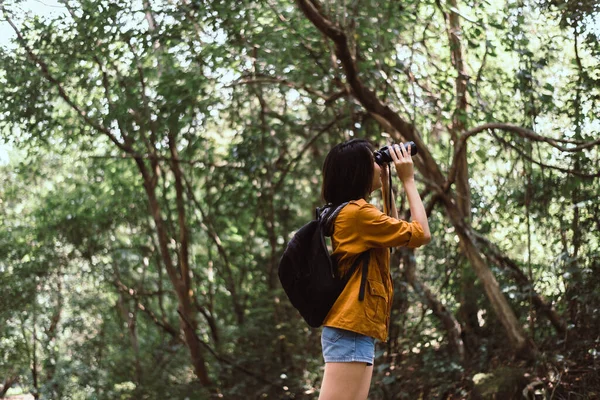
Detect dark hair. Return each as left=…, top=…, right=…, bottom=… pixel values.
left=321, top=139, right=375, bottom=205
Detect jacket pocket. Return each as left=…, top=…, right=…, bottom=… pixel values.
left=365, top=279, right=388, bottom=323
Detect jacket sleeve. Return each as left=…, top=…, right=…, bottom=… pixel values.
left=354, top=202, right=427, bottom=249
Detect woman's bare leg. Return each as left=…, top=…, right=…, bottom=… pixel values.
left=318, top=362, right=373, bottom=400
left=354, top=363, right=374, bottom=400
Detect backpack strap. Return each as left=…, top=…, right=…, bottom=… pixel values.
left=317, top=202, right=371, bottom=302
left=317, top=202, right=349, bottom=237
left=341, top=251, right=370, bottom=302
left=358, top=252, right=370, bottom=301
left=316, top=202, right=349, bottom=279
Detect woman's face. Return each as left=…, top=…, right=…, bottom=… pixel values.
left=371, top=161, right=382, bottom=192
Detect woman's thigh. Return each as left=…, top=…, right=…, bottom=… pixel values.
left=319, top=362, right=373, bottom=400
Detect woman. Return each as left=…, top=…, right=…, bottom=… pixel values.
left=319, top=139, right=431, bottom=400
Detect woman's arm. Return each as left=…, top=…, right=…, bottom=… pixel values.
left=401, top=178, right=431, bottom=242
left=388, top=144, right=431, bottom=242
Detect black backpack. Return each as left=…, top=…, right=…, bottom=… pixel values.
left=278, top=203, right=370, bottom=327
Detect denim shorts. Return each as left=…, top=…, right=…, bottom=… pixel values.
left=321, top=326, right=375, bottom=366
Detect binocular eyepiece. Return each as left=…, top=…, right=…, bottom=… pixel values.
left=373, top=142, right=418, bottom=165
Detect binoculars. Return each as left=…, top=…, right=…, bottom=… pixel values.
left=373, top=142, right=418, bottom=165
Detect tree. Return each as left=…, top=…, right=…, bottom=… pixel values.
left=1, top=0, right=599, bottom=397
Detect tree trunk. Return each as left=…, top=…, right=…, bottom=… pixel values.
left=457, top=264, right=483, bottom=352
left=116, top=289, right=142, bottom=383
left=5, top=4, right=214, bottom=385
left=470, top=229, right=567, bottom=334
left=449, top=214, right=536, bottom=358
left=442, top=0, right=481, bottom=356
left=32, top=308, right=39, bottom=399
left=135, top=157, right=211, bottom=385
left=44, top=273, right=63, bottom=398
left=0, top=376, right=18, bottom=398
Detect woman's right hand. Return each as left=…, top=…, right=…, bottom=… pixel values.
left=388, top=144, right=414, bottom=183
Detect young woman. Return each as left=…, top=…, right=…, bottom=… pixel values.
left=319, top=139, right=431, bottom=400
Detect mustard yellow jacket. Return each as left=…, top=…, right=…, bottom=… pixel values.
left=322, top=199, right=427, bottom=342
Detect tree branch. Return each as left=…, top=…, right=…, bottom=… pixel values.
left=396, top=248, right=465, bottom=360
left=469, top=228, right=567, bottom=334
left=2, top=10, right=132, bottom=154
left=273, top=112, right=346, bottom=192
left=295, top=0, right=446, bottom=184
left=177, top=310, right=284, bottom=390
left=491, top=130, right=600, bottom=178
left=445, top=122, right=600, bottom=190
left=265, top=0, right=330, bottom=76
left=167, top=131, right=193, bottom=292
left=181, top=173, right=246, bottom=325
left=112, top=278, right=180, bottom=338
left=230, top=75, right=347, bottom=103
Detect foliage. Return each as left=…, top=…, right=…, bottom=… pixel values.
left=0, top=0, right=599, bottom=398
